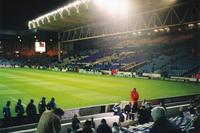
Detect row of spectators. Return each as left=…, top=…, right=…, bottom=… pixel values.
left=2, top=97, right=57, bottom=125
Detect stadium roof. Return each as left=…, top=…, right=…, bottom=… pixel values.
left=28, top=0, right=181, bottom=32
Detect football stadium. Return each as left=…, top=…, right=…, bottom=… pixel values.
left=0, top=0, right=200, bottom=132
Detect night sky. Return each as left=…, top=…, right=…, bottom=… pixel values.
left=0, top=0, right=72, bottom=30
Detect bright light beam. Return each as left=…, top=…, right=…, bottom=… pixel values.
left=93, top=0, right=129, bottom=16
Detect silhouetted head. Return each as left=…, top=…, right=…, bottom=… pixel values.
left=101, top=119, right=107, bottom=124
left=51, top=97, right=55, bottom=101
left=113, top=122, right=118, bottom=127
left=67, top=128, right=72, bottom=133
left=133, top=88, right=136, bottom=91
left=73, top=114, right=78, bottom=118
left=18, top=99, right=22, bottom=104
left=6, top=101, right=11, bottom=106
left=42, top=97, right=46, bottom=101
left=30, top=99, right=34, bottom=103
left=84, top=120, right=91, bottom=127
left=91, top=117, right=94, bottom=121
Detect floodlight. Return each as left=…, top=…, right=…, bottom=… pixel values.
left=93, top=0, right=129, bottom=16
left=188, top=24, right=194, bottom=27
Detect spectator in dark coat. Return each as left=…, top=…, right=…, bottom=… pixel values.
left=36, top=108, right=64, bottom=133
left=3, top=101, right=11, bottom=126
left=150, top=106, right=182, bottom=133
left=3, top=101, right=11, bottom=118
left=97, top=119, right=112, bottom=133
left=72, top=114, right=81, bottom=132
left=26, top=99, right=37, bottom=122
left=47, top=97, right=57, bottom=110
left=15, top=99, right=25, bottom=117
left=124, top=102, right=132, bottom=120
left=82, top=120, right=96, bottom=133
left=138, top=105, right=152, bottom=124
left=38, top=97, right=46, bottom=114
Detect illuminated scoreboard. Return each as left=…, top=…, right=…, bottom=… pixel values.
left=35, top=42, right=46, bottom=53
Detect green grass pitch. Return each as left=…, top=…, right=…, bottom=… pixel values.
left=0, top=68, right=200, bottom=118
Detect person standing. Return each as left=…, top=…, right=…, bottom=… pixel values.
left=72, top=114, right=81, bottom=132
left=3, top=101, right=11, bottom=126
left=91, top=117, right=95, bottom=129
left=36, top=108, right=64, bottom=133
left=130, top=88, right=139, bottom=107
left=47, top=97, right=57, bottom=110
left=124, top=102, right=132, bottom=120
left=26, top=99, right=37, bottom=122
left=38, top=97, right=47, bottom=115
left=15, top=99, right=25, bottom=117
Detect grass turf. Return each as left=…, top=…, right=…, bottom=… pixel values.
left=0, top=68, right=200, bottom=118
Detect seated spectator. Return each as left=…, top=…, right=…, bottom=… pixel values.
left=26, top=99, right=37, bottom=122
left=112, top=103, right=125, bottom=122
left=38, top=97, right=47, bottom=114
left=142, top=99, right=152, bottom=110
left=47, top=97, right=57, bottom=110
left=112, top=122, right=120, bottom=133
left=112, top=103, right=121, bottom=115
left=97, top=119, right=112, bottom=133
left=72, top=114, right=81, bottom=132
left=15, top=99, right=25, bottom=117
left=82, top=120, right=96, bottom=133
left=124, top=102, right=132, bottom=120
left=141, top=99, right=148, bottom=107
left=138, top=105, right=150, bottom=124
left=159, top=100, right=166, bottom=110
left=150, top=106, right=182, bottom=133
left=36, top=108, right=64, bottom=133
left=188, top=104, right=196, bottom=115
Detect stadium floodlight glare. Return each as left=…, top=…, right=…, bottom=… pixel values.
left=93, top=0, right=129, bottom=16
left=154, top=29, right=158, bottom=32
left=28, top=0, right=90, bottom=29
left=164, top=27, right=170, bottom=32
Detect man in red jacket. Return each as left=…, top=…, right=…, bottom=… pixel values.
left=131, top=88, right=139, bottom=107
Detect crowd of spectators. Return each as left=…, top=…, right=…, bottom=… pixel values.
left=2, top=97, right=57, bottom=126
left=1, top=96, right=200, bottom=133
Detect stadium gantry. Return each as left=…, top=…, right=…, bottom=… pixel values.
left=28, top=0, right=200, bottom=61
